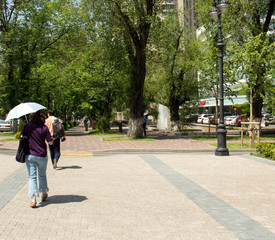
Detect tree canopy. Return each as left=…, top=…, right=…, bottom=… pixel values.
left=0, top=0, right=273, bottom=131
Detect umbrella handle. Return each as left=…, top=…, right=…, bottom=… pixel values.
left=25, top=115, right=29, bottom=123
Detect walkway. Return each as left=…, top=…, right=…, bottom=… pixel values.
left=0, top=124, right=275, bottom=239
left=0, top=123, right=217, bottom=153
left=1, top=152, right=275, bottom=239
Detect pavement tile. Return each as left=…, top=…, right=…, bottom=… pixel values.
left=0, top=124, right=217, bottom=153
left=0, top=124, right=275, bottom=239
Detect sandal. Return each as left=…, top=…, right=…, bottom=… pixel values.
left=41, top=193, right=48, bottom=202
left=30, top=201, right=37, bottom=208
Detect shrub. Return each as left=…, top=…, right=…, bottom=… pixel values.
left=62, top=121, right=69, bottom=131
left=18, top=120, right=24, bottom=132
left=62, top=121, right=77, bottom=130
left=14, top=120, right=25, bottom=139
left=97, top=117, right=110, bottom=133
left=14, top=132, right=21, bottom=139
left=68, top=122, right=72, bottom=128
left=255, top=142, right=275, bottom=160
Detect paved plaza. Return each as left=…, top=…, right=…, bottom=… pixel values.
left=0, top=124, right=275, bottom=239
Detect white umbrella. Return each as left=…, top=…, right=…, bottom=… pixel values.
left=5, top=102, right=46, bottom=121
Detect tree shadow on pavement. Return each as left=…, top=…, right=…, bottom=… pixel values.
left=148, top=133, right=188, bottom=140
left=39, top=195, right=88, bottom=207
left=57, top=166, right=82, bottom=170
left=65, top=132, right=88, bottom=136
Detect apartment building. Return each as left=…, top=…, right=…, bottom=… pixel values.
left=162, top=0, right=199, bottom=32
left=178, top=0, right=199, bottom=32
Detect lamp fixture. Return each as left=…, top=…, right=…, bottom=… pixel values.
left=217, top=0, right=231, bottom=13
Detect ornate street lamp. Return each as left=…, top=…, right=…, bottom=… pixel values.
left=209, top=0, right=230, bottom=156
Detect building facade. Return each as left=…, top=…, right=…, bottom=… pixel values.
left=162, top=0, right=199, bottom=32
left=177, top=0, right=199, bottom=32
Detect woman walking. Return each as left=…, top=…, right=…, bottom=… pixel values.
left=23, top=110, right=53, bottom=208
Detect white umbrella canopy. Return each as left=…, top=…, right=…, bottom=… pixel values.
left=5, top=102, right=46, bottom=121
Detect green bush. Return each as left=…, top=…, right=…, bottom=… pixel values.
left=255, top=142, right=275, bottom=160
left=14, top=120, right=25, bottom=139
left=62, top=121, right=77, bottom=130
left=18, top=120, right=24, bottom=132
left=97, top=117, right=110, bottom=133
left=14, top=132, right=21, bottom=139
left=62, top=121, right=69, bottom=131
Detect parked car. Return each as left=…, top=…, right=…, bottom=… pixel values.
left=235, top=116, right=245, bottom=127
left=261, top=119, right=269, bottom=127
left=197, top=114, right=206, bottom=123
left=209, top=115, right=217, bottom=124
left=197, top=114, right=212, bottom=123
left=262, top=114, right=274, bottom=124
left=218, top=112, right=235, bottom=124
left=0, top=120, right=11, bottom=132
left=202, top=114, right=214, bottom=124
left=223, top=115, right=239, bottom=126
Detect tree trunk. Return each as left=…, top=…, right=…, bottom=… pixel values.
left=12, top=119, right=18, bottom=134
left=127, top=118, right=144, bottom=138
left=252, top=79, right=264, bottom=119
left=128, top=47, right=146, bottom=137
left=250, top=45, right=266, bottom=119
left=116, top=1, right=154, bottom=137
left=7, top=54, right=17, bottom=110
left=250, top=86, right=254, bottom=147
left=169, top=103, right=180, bottom=122
left=103, top=96, right=111, bottom=119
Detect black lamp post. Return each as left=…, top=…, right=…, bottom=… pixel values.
left=209, top=0, right=230, bottom=156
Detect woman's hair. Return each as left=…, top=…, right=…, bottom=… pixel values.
left=48, top=109, right=54, bottom=116
left=30, top=110, right=46, bottom=125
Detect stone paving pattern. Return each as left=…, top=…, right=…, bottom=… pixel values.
left=0, top=124, right=217, bottom=153
left=0, top=124, right=275, bottom=240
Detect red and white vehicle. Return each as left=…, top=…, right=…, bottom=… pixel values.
left=202, top=114, right=214, bottom=124
left=236, top=116, right=245, bottom=127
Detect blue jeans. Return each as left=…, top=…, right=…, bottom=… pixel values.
left=49, top=138, right=60, bottom=164
left=25, top=154, right=49, bottom=198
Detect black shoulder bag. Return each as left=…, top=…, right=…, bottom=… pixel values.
left=16, top=124, right=29, bottom=163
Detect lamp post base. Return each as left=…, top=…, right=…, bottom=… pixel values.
left=215, top=124, right=229, bottom=156
left=215, top=148, right=229, bottom=156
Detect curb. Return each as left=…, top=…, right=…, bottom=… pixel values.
left=92, top=148, right=256, bottom=154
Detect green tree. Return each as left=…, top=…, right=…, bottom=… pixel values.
left=86, top=0, right=162, bottom=137
left=0, top=0, right=24, bottom=112
left=196, top=0, right=275, bottom=120
left=148, top=12, right=202, bottom=129
left=0, top=0, right=80, bottom=116
left=197, top=27, right=238, bottom=123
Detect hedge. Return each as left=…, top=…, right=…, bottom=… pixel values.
left=255, top=142, right=275, bottom=160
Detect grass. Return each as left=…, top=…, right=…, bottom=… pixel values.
left=88, top=129, right=123, bottom=135
left=210, top=142, right=255, bottom=149
left=0, top=138, right=18, bottom=142
left=102, top=137, right=156, bottom=141
left=0, top=132, right=14, bottom=137
left=179, top=129, right=201, bottom=133
left=191, top=136, right=275, bottom=141
left=250, top=153, right=264, bottom=158
left=250, top=152, right=275, bottom=161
